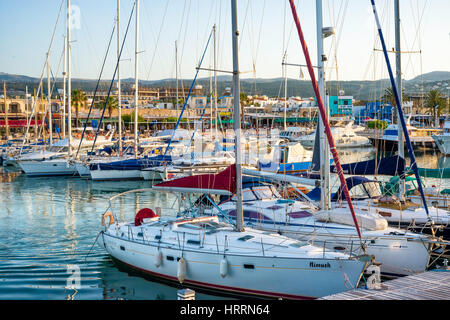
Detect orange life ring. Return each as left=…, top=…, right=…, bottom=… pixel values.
left=102, top=211, right=115, bottom=226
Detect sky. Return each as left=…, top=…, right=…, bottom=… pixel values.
left=0, top=0, right=449, bottom=83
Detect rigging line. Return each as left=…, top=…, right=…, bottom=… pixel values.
left=163, top=31, right=213, bottom=158
left=328, top=0, right=349, bottom=86
left=179, top=0, right=193, bottom=104
left=403, top=0, right=428, bottom=80
left=90, top=2, right=136, bottom=156
left=239, top=0, right=251, bottom=50
left=282, top=0, right=287, bottom=58
left=288, top=0, right=363, bottom=240
left=370, top=0, right=432, bottom=222
left=252, top=0, right=267, bottom=73
left=75, top=17, right=117, bottom=158
left=20, top=0, right=65, bottom=155
left=201, top=0, right=216, bottom=57
left=284, top=0, right=300, bottom=55
left=144, top=0, right=171, bottom=81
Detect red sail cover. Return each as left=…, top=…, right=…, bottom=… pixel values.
left=154, top=165, right=236, bottom=194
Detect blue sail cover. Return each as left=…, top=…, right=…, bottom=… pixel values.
left=331, top=155, right=405, bottom=176
left=91, top=155, right=173, bottom=171
left=306, top=176, right=375, bottom=202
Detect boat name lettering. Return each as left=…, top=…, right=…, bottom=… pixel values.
left=310, top=262, right=331, bottom=268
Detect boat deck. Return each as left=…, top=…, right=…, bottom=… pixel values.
left=320, top=270, right=450, bottom=300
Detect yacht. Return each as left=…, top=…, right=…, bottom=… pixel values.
left=98, top=187, right=369, bottom=299
left=305, top=175, right=450, bottom=239
left=298, top=124, right=371, bottom=149
left=203, top=174, right=439, bottom=277
left=432, top=120, right=450, bottom=155
left=370, top=123, right=440, bottom=152
left=97, top=0, right=370, bottom=299
left=280, top=127, right=311, bottom=142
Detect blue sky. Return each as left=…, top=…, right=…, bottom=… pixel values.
left=1, top=0, right=449, bottom=82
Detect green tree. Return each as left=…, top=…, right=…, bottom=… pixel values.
left=71, top=89, right=87, bottom=127
left=96, top=96, right=118, bottom=119
left=122, top=112, right=145, bottom=124
left=425, top=89, right=447, bottom=123
left=240, top=92, right=249, bottom=106
left=381, top=87, right=408, bottom=107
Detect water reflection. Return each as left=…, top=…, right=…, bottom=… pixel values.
left=0, top=148, right=449, bottom=300
left=0, top=168, right=223, bottom=300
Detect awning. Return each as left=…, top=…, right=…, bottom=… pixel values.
left=0, top=120, right=43, bottom=128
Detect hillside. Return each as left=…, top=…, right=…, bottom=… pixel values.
left=1, top=71, right=449, bottom=100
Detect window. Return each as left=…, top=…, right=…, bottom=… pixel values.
left=349, top=184, right=368, bottom=198
left=232, top=189, right=257, bottom=202
left=364, top=182, right=382, bottom=198
left=9, top=103, right=19, bottom=113
left=252, top=186, right=278, bottom=200
left=238, top=235, right=254, bottom=241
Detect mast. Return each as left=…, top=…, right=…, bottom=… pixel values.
left=134, top=0, right=139, bottom=159
left=46, top=54, right=53, bottom=145
left=317, top=0, right=330, bottom=210
left=67, top=0, right=72, bottom=156
left=33, top=88, right=37, bottom=140
left=288, top=0, right=362, bottom=238
left=62, top=35, right=67, bottom=139
left=394, top=0, right=405, bottom=201
left=176, top=40, right=179, bottom=115
left=118, top=0, right=122, bottom=156
left=283, top=52, right=287, bottom=131
left=25, top=86, right=29, bottom=132
left=213, top=24, right=218, bottom=137
left=370, top=0, right=432, bottom=221
left=231, top=0, right=244, bottom=232
left=3, top=82, right=9, bottom=139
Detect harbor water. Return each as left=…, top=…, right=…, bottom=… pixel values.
left=0, top=148, right=448, bottom=300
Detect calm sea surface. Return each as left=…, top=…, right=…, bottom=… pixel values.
left=0, top=148, right=449, bottom=300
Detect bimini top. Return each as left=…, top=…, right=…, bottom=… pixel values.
left=153, top=165, right=237, bottom=195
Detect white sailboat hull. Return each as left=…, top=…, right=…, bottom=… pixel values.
left=90, top=168, right=143, bottom=181
left=275, top=229, right=430, bottom=277
left=18, top=159, right=78, bottom=177
left=75, top=162, right=91, bottom=178
left=140, top=169, right=166, bottom=181
left=99, top=231, right=366, bottom=299
left=432, top=134, right=450, bottom=155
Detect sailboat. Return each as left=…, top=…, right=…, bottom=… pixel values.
left=97, top=0, right=369, bottom=299
left=17, top=0, right=78, bottom=177
left=197, top=0, right=445, bottom=278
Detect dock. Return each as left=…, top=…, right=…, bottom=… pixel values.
left=320, top=270, right=450, bottom=300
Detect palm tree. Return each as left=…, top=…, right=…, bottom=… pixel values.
left=71, top=89, right=87, bottom=127
left=96, top=96, right=118, bottom=119
left=425, top=89, right=447, bottom=125
left=381, top=87, right=408, bottom=107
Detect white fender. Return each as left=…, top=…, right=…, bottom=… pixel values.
left=220, top=257, right=228, bottom=278
left=155, top=251, right=163, bottom=268
left=177, top=257, right=187, bottom=283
